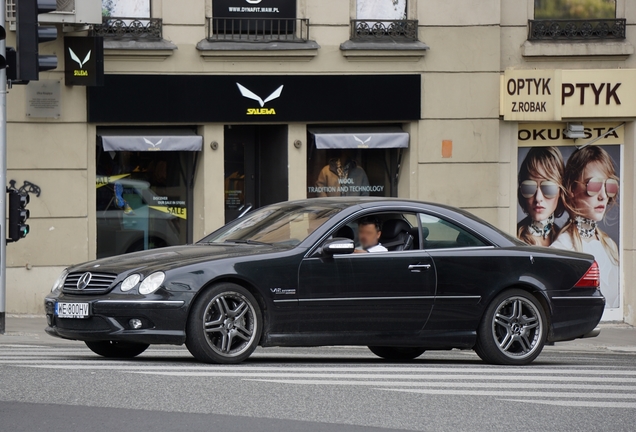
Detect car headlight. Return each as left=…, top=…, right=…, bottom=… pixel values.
left=51, top=269, right=68, bottom=293
left=139, top=272, right=165, bottom=295
left=121, top=274, right=141, bottom=292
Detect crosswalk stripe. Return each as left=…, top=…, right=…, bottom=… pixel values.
left=243, top=379, right=636, bottom=391
left=2, top=362, right=635, bottom=375
left=502, top=399, right=636, bottom=409
left=379, top=388, right=636, bottom=399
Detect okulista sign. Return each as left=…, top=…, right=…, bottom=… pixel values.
left=501, top=69, right=636, bottom=121
left=517, top=122, right=624, bottom=146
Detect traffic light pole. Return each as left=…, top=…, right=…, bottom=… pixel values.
left=0, top=0, right=7, bottom=334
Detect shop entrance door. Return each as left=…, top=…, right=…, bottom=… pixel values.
left=224, top=125, right=289, bottom=223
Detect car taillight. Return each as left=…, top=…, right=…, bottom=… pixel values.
left=574, top=262, right=600, bottom=288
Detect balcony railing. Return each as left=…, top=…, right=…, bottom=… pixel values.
left=350, top=19, right=418, bottom=41
left=207, top=17, right=310, bottom=42
left=94, top=17, right=163, bottom=40
left=528, top=19, right=626, bottom=41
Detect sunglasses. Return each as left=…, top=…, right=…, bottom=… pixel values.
left=583, top=177, right=619, bottom=198
left=520, top=180, right=560, bottom=199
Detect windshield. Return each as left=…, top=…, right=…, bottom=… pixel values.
left=200, top=204, right=342, bottom=246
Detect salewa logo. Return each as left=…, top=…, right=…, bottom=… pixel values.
left=144, top=138, right=163, bottom=150
left=69, top=47, right=91, bottom=76
left=353, top=135, right=372, bottom=148
left=237, top=83, right=283, bottom=115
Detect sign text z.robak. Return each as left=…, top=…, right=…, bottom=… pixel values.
left=502, top=69, right=636, bottom=121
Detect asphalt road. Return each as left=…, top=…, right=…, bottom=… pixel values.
left=1, top=331, right=636, bottom=432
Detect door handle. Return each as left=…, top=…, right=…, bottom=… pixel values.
left=408, top=264, right=431, bottom=272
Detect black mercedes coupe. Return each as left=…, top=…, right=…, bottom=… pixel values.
left=45, top=198, right=604, bottom=365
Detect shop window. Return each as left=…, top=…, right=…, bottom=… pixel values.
left=306, top=127, right=408, bottom=199
left=96, top=130, right=200, bottom=259
left=534, top=0, right=616, bottom=20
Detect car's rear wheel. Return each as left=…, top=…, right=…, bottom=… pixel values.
left=186, top=283, right=262, bottom=364
left=474, top=288, right=547, bottom=365
left=85, top=341, right=149, bottom=358
left=368, top=346, right=426, bottom=361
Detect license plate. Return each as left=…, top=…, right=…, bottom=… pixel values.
left=55, top=302, right=90, bottom=319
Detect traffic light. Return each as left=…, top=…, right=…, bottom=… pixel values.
left=8, top=189, right=30, bottom=243
left=16, top=0, right=58, bottom=81
left=0, top=24, right=6, bottom=71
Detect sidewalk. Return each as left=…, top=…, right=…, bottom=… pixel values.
left=1, top=316, right=635, bottom=352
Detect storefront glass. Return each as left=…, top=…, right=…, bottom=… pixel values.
left=306, top=127, right=407, bottom=198
left=96, top=143, right=192, bottom=259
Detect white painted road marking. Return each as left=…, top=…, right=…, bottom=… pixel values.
left=1, top=345, right=635, bottom=409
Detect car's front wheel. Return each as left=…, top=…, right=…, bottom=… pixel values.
left=186, top=283, right=262, bottom=364
left=85, top=341, right=149, bottom=358
left=368, top=346, right=426, bottom=361
left=474, top=288, right=547, bottom=365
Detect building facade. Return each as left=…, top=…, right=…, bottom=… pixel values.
left=4, top=0, right=636, bottom=325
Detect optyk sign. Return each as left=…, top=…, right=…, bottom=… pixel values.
left=501, top=69, right=636, bottom=121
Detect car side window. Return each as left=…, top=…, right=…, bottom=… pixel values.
left=419, top=213, right=486, bottom=249
left=329, top=213, right=420, bottom=253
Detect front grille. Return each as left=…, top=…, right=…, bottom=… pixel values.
left=63, top=272, right=118, bottom=294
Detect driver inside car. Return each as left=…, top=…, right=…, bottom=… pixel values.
left=354, top=217, right=388, bottom=253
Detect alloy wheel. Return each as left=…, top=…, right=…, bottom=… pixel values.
left=202, top=292, right=258, bottom=357
left=491, top=296, right=543, bottom=360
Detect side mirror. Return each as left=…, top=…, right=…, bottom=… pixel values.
left=322, top=238, right=355, bottom=255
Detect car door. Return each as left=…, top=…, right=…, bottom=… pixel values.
left=297, top=213, right=436, bottom=336
left=418, top=212, right=494, bottom=335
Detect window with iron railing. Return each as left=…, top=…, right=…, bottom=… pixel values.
left=94, top=16, right=163, bottom=40
left=529, top=0, right=624, bottom=41
left=352, top=0, right=417, bottom=42
left=207, top=17, right=310, bottom=42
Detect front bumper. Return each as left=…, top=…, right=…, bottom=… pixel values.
left=45, top=295, right=192, bottom=345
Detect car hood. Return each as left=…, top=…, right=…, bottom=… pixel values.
left=69, top=244, right=291, bottom=274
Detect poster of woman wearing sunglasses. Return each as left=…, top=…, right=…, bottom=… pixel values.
left=517, top=145, right=621, bottom=309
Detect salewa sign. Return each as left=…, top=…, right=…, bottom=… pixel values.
left=501, top=69, right=636, bottom=121
left=237, top=83, right=283, bottom=115
left=64, top=36, right=104, bottom=87
left=68, top=48, right=91, bottom=76
left=88, top=74, right=422, bottom=124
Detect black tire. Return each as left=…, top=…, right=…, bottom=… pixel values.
left=85, top=340, right=149, bottom=358
left=474, top=288, right=547, bottom=365
left=186, top=283, right=262, bottom=364
left=368, top=346, right=426, bottom=361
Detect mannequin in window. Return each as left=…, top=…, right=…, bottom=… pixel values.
left=315, top=150, right=370, bottom=197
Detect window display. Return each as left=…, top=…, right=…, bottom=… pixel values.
left=307, top=127, right=408, bottom=198
left=96, top=146, right=192, bottom=258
